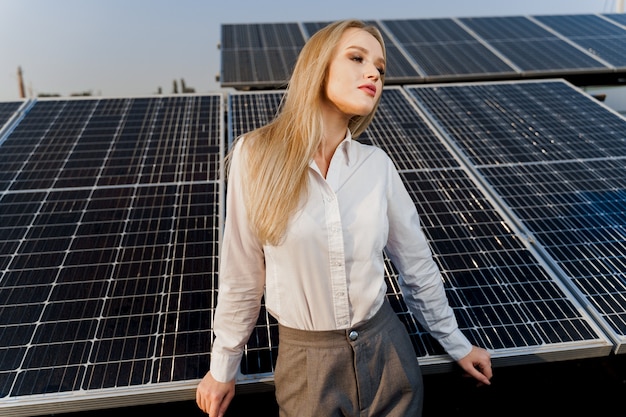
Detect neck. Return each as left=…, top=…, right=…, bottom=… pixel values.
left=319, top=100, right=350, bottom=154
left=315, top=99, right=351, bottom=177
left=315, top=126, right=348, bottom=178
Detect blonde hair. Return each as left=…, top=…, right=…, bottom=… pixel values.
left=234, top=19, right=386, bottom=245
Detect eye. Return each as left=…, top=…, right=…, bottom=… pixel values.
left=350, top=55, right=364, bottom=63
left=377, top=67, right=385, bottom=76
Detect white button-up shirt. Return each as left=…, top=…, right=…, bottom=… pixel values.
left=210, top=131, right=472, bottom=382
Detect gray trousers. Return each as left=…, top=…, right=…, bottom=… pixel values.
left=274, top=300, right=423, bottom=417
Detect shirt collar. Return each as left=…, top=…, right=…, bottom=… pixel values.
left=339, top=129, right=355, bottom=167
left=308, top=129, right=356, bottom=170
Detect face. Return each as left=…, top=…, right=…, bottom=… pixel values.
left=324, top=28, right=385, bottom=119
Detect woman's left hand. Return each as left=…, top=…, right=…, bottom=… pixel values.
left=457, top=345, right=493, bottom=386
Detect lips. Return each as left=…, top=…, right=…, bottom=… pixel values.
left=359, top=84, right=377, bottom=97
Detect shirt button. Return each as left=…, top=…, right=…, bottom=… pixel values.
left=349, top=330, right=359, bottom=341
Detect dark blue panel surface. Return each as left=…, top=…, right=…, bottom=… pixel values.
left=534, top=14, right=626, bottom=67
left=221, top=23, right=306, bottom=87
left=382, top=18, right=516, bottom=78
left=0, top=102, right=22, bottom=131
left=459, top=16, right=608, bottom=72
left=0, top=95, right=223, bottom=408
left=406, top=80, right=626, bottom=350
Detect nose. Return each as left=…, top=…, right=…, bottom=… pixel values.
left=365, top=63, right=380, bottom=81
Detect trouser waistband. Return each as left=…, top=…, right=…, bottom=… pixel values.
left=277, top=300, right=395, bottom=347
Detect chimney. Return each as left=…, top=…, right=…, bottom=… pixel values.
left=17, top=66, right=26, bottom=98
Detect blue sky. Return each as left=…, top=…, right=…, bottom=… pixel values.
left=0, top=0, right=621, bottom=101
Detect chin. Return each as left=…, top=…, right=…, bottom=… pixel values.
left=355, top=106, right=376, bottom=116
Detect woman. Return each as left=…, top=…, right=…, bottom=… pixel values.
left=196, top=19, right=492, bottom=417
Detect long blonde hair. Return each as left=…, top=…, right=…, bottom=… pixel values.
left=234, top=19, right=386, bottom=245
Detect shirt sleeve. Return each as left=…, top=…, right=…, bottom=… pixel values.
left=209, top=138, right=266, bottom=382
left=383, top=156, right=472, bottom=361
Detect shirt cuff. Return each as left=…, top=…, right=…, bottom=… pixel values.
left=209, top=351, right=242, bottom=383
left=437, top=328, right=473, bottom=361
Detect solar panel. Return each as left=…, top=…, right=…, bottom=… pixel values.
left=380, top=18, right=517, bottom=80
left=0, top=102, right=22, bottom=128
left=228, top=90, right=282, bottom=143
left=479, top=160, right=626, bottom=341
left=227, top=88, right=611, bottom=378
left=405, top=79, right=626, bottom=353
left=604, top=12, right=626, bottom=27
left=361, top=87, right=610, bottom=362
left=0, top=101, right=25, bottom=148
left=459, top=16, right=608, bottom=73
left=2, top=14, right=625, bottom=414
left=0, top=94, right=224, bottom=416
left=220, top=23, right=305, bottom=88
left=220, top=15, right=623, bottom=89
left=532, top=14, right=626, bottom=67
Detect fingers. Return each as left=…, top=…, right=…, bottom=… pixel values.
left=458, top=346, right=493, bottom=386
left=480, top=359, right=493, bottom=382
left=196, top=389, right=224, bottom=416
left=208, top=389, right=234, bottom=417
left=218, top=388, right=236, bottom=416
left=195, top=384, right=211, bottom=414
left=468, top=360, right=492, bottom=386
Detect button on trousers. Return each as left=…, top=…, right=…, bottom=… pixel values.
left=274, top=300, right=423, bottom=417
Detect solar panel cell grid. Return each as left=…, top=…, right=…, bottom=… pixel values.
left=228, top=91, right=283, bottom=142
left=537, top=14, right=626, bottom=37
left=385, top=18, right=477, bottom=43
left=0, top=102, right=22, bottom=132
left=491, top=39, right=600, bottom=71
left=405, top=80, right=626, bottom=352
left=360, top=88, right=460, bottom=170
left=221, top=23, right=305, bottom=86
left=409, top=82, right=626, bottom=165
left=533, top=14, right=626, bottom=67
left=397, top=169, right=600, bottom=349
left=2, top=65, right=624, bottom=415
left=223, top=14, right=623, bottom=88
left=0, top=96, right=223, bottom=413
left=604, top=12, right=626, bottom=26
left=459, top=16, right=608, bottom=72
left=382, top=19, right=515, bottom=78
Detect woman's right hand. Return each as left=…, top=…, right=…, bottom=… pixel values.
left=196, top=371, right=236, bottom=417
